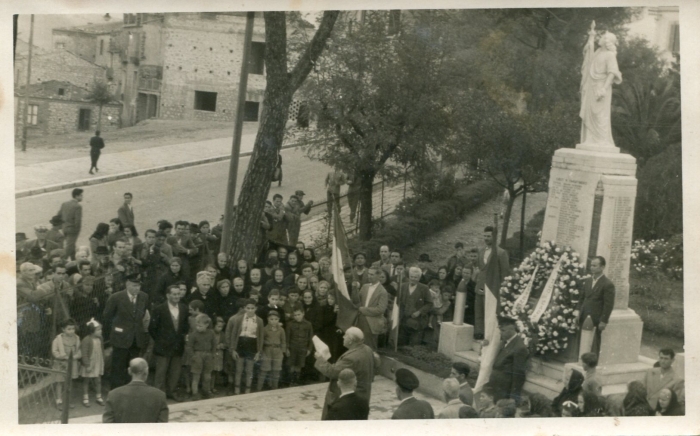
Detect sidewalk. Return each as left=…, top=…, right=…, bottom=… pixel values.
left=15, top=131, right=296, bottom=198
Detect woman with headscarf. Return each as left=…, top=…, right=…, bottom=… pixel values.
left=623, top=380, right=654, bottom=416
left=551, top=369, right=585, bottom=416
left=154, top=257, right=187, bottom=307
left=578, top=390, right=606, bottom=417
left=262, top=268, right=287, bottom=305
left=654, top=387, right=684, bottom=416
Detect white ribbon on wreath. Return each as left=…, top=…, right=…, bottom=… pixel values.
left=529, top=255, right=565, bottom=324
left=513, top=264, right=538, bottom=313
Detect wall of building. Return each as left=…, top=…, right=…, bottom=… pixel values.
left=52, top=30, right=97, bottom=62
left=626, top=6, right=679, bottom=64
left=15, top=51, right=107, bottom=90
left=158, top=13, right=266, bottom=122
left=94, top=34, right=114, bottom=68
left=17, top=98, right=121, bottom=136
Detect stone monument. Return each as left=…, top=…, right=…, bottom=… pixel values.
left=541, top=22, right=646, bottom=375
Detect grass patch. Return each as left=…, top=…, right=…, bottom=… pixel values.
left=628, top=273, right=684, bottom=340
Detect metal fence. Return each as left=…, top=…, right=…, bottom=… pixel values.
left=18, top=355, right=70, bottom=424
left=297, top=170, right=415, bottom=252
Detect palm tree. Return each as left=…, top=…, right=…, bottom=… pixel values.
left=612, top=74, right=681, bottom=167
left=87, top=81, right=113, bottom=132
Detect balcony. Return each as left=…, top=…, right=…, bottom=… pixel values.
left=138, top=77, right=161, bottom=92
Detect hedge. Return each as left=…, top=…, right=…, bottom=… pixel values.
left=347, top=179, right=503, bottom=263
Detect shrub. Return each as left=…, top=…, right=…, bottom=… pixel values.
left=503, top=208, right=545, bottom=263
left=349, top=180, right=502, bottom=263
left=631, top=235, right=683, bottom=281
left=628, top=274, right=684, bottom=339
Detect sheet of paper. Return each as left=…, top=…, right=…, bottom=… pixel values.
left=312, top=335, right=331, bottom=360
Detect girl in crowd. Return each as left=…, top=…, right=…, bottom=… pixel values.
left=80, top=319, right=105, bottom=408
left=52, top=318, right=82, bottom=411
left=106, top=218, right=125, bottom=247
left=122, top=225, right=141, bottom=256
left=89, top=223, right=110, bottom=261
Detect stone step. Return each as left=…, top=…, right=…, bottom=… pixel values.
left=522, top=372, right=565, bottom=399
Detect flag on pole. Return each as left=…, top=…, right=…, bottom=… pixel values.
left=474, top=213, right=505, bottom=392
left=330, top=206, right=358, bottom=331
left=390, top=274, right=403, bottom=351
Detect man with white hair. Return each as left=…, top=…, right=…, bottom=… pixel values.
left=324, top=368, right=370, bottom=420
left=103, top=358, right=169, bottom=423
left=438, top=378, right=464, bottom=419
left=315, top=327, right=375, bottom=420
left=398, top=267, right=433, bottom=346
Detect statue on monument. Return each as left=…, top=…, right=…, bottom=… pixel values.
left=580, top=21, right=622, bottom=148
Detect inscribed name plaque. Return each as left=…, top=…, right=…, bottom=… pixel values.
left=541, top=167, right=600, bottom=261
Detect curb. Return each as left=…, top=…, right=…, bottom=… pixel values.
left=15, top=142, right=300, bottom=199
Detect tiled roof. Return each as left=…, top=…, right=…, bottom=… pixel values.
left=53, top=21, right=123, bottom=34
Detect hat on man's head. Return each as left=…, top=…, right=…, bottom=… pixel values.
left=125, top=272, right=142, bottom=284
left=418, top=253, right=432, bottom=262
left=295, top=190, right=305, bottom=197
left=16, top=233, right=27, bottom=243
left=95, top=246, right=110, bottom=255
left=395, top=368, right=419, bottom=391
left=50, top=215, right=64, bottom=226
left=20, top=262, right=43, bottom=274
left=34, top=225, right=49, bottom=233
left=497, top=316, right=517, bottom=327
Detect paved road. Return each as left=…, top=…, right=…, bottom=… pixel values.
left=15, top=147, right=334, bottom=249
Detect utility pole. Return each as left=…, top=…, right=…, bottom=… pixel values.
left=21, top=14, right=35, bottom=152
left=221, top=11, right=255, bottom=254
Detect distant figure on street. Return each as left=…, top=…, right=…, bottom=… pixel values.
left=325, top=169, right=346, bottom=217
left=117, top=193, right=135, bottom=230
left=392, top=368, right=435, bottom=419
left=89, top=130, right=105, bottom=174
left=60, top=188, right=84, bottom=260
left=103, top=358, right=169, bottom=423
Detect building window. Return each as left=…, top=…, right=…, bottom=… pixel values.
left=100, top=39, right=104, bottom=55
left=194, top=91, right=217, bottom=112
left=56, top=42, right=65, bottom=49
left=244, top=101, right=259, bottom=121
left=669, top=23, right=680, bottom=54
left=27, top=104, right=38, bottom=125
left=58, top=88, right=65, bottom=96
left=249, top=42, right=265, bottom=75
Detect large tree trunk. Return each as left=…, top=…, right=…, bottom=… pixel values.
left=226, top=11, right=339, bottom=263
left=358, top=169, right=376, bottom=241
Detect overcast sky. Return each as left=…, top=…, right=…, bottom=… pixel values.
left=16, top=14, right=124, bottom=50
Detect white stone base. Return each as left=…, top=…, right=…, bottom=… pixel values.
left=599, top=308, right=644, bottom=365
left=576, top=143, right=621, bottom=154
left=438, top=322, right=474, bottom=356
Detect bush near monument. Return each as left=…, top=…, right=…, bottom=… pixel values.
left=628, top=275, right=684, bottom=340
left=347, top=179, right=502, bottom=262
left=631, top=235, right=683, bottom=281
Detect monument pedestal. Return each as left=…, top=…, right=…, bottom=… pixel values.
left=438, top=322, right=474, bottom=356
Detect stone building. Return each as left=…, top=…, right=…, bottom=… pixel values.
left=14, top=49, right=108, bottom=92
left=52, top=12, right=268, bottom=127
left=15, top=80, right=121, bottom=137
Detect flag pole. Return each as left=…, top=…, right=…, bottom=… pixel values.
left=393, top=273, right=402, bottom=352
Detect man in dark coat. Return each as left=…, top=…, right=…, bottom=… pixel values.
left=392, top=368, right=434, bottom=419
left=398, top=267, right=433, bottom=346
left=59, top=188, right=83, bottom=260
left=117, top=192, right=135, bottom=229
left=474, top=226, right=510, bottom=339
left=149, top=284, right=188, bottom=401
left=324, top=368, right=370, bottom=420
left=103, top=358, right=168, bottom=423
left=578, top=256, right=615, bottom=356
left=315, top=327, right=375, bottom=420
left=89, top=130, right=105, bottom=174
left=489, top=317, right=529, bottom=402
left=103, top=273, right=150, bottom=390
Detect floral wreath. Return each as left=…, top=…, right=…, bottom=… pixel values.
left=499, top=241, right=589, bottom=356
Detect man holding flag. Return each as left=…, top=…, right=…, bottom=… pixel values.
left=473, top=222, right=512, bottom=396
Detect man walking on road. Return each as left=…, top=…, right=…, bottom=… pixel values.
left=60, top=188, right=83, bottom=261
left=117, top=193, right=136, bottom=229
left=89, top=130, right=105, bottom=174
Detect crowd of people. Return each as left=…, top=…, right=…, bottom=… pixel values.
left=15, top=186, right=685, bottom=421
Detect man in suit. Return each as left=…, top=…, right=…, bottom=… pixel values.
left=489, top=317, right=529, bottom=402
left=392, top=368, right=434, bottom=419
left=149, top=284, right=188, bottom=401
left=19, top=225, right=61, bottom=263
left=352, top=266, right=388, bottom=350
left=117, top=192, right=135, bottom=230
left=642, top=348, right=684, bottom=409
left=417, top=253, right=437, bottom=285
left=103, top=358, right=168, bottom=423
left=103, top=273, right=151, bottom=391
left=59, top=188, right=83, bottom=260
left=578, top=256, right=615, bottom=356
left=438, top=378, right=464, bottom=419
left=398, top=267, right=433, bottom=346
left=450, top=362, right=474, bottom=406
left=315, top=327, right=375, bottom=420
left=324, top=368, right=370, bottom=420
left=474, top=226, right=510, bottom=340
